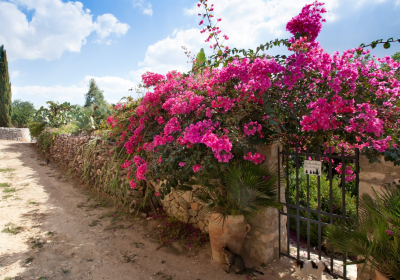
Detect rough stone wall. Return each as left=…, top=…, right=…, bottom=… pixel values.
left=160, top=187, right=210, bottom=232
left=359, top=155, right=400, bottom=198
left=36, top=132, right=134, bottom=206
left=0, top=127, right=31, bottom=142
left=357, top=155, right=400, bottom=280
left=38, top=131, right=287, bottom=265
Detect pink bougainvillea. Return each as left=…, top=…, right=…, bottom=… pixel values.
left=111, top=0, right=400, bottom=193
left=129, top=180, right=137, bottom=189
left=335, top=163, right=356, bottom=182
left=193, top=164, right=202, bottom=172
left=243, top=152, right=265, bottom=164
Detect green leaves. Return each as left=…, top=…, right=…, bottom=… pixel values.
left=359, top=37, right=399, bottom=50
left=325, top=184, right=400, bottom=279
left=189, top=161, right=281, bottom=223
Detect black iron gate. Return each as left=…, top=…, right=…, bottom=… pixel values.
left=278, top=145, right=359, bottom=279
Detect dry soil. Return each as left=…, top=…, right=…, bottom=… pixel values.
left=0, top=139, right=330, bottom=280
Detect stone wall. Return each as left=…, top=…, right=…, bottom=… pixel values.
left=357, top=155, right=400, bottom=280
left=36, top=131, right=139, bottom=209
left=0, top=127, right=31, bottom=142
left=359, top=155, right=400, bottom=198
left=160, top=187, right=210, bottom=232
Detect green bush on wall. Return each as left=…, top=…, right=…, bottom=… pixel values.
left=37, top=131, right=60, bottom=153
left=287, top=166, right=357, bottom=246
left=28, top=121, right=46, bottom=138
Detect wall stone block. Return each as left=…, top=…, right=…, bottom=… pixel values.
left=0, top=127, right=31, bottom=142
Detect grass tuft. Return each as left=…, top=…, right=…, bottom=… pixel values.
left=2, top=223, right=24, bottom=235
left=0, top=168, right=15, bottom=173
left=3, top=188, right=16, bottom=193
left=0, top=183, right=11, bottom=188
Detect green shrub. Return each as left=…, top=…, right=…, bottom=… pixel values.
left=58, top=122, right=79, bottom=134
left=37, top=131, right=59, bottom=152
left=325, top=182, right=400, bottom=279
left=287, top=166, right=357, bottom=245
left=28, top=121, right=46, bottom=138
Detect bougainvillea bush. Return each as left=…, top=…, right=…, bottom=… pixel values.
left=105, top=0, right=400, bottom=198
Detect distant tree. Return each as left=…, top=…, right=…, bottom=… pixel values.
left=192, top=48, right=206, bottom=72
left=0, top=45, right=12, bottom=127
left=391, top=51, right=400, bottom=62
left=11, top=99, right=36, bottom=128
left=84, top=79, right=105, bottom=107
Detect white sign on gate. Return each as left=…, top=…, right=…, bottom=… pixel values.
left=304, top=160, right=322, bottom=176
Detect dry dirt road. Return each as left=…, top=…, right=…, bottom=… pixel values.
left=0, top=140, right=298, bottom=280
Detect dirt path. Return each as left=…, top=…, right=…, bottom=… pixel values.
left=0, top=140, right=298, bottom=280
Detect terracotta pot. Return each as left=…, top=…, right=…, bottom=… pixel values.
left=375, top=270, right=389, bottom=280
left=206, top=213, right=251, bottom=264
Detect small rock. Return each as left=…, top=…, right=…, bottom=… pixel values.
left=188, top=209, right=197, bottom=217
left=181, top=191, right=192, bottom=203
left=178, top=197, right=190, bottom=209
left=198, top=221, right=205, bottom=231
left=176, top=206, right=190, bottom=223
left=163, top=201, right=170, bottom=208
left=139, top=212, right=147, bottom=218
left=190, top=202, right=201, bottom=211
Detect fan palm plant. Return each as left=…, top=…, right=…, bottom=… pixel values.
left=188, top=161, right=282, bottom=224
left=325, top=182, right=400, bottom=280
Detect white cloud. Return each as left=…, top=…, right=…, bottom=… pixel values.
left=0, top=0, right=130, bottom=61
left=129, top=28, right=205, bottom=84
left=133, top=0, right=153, bottom=16
left=184, top=0, right=340, bottom=48
left=12, top=76, right=139, bottom=106
left=11, top=71, right=20, bottom=78
left=93, top=14, right=130, bottom=44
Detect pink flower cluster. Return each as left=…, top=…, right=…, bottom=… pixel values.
left=162, top=91, right=204, bottom=115
left=211, top=96, right=235, bottom=112
left=121, top=159, right=131, bottom=169
left=107, top=116, right=118, bottom=128
left=142, top=71, right=165, bottom=87
left=164, top=117, right=181, bottom=136
left=286, top=1, right=326, bottom=42
left=129, top=179, right=137, bottom=189
left=193, top=164, right=202, bottom=172
left=114, top=103, right=126, bottom=110
left=244, top=152, right=265, bottom=164
left=133, top=155, right=148, bottom=180
left=202, top=131, right=233, bottom=162
left=335, top=163, right=356, bottom=182
left=243, top=121, right=263, bottom=137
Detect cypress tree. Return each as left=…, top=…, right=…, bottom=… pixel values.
left=0, top=45, right=12, bottom=127
left=84, top=78, right=105, bottom=107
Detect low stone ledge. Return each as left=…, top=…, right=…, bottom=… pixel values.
left=0, top=127, right=31, bottom=142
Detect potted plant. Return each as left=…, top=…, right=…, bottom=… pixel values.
left=188, top=160, right=281, bottom=263
left=325, top=182, right=400, bottom=280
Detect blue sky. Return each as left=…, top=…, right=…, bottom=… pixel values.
left=1, top=0, right=400, bottom=108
